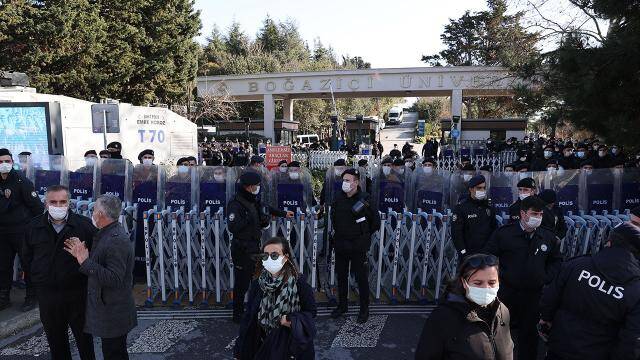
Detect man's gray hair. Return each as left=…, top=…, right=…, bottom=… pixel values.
left=95, top=194, right=122, bottom=220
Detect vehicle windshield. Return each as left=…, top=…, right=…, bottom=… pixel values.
left=389, top=113, right=398, bottom=117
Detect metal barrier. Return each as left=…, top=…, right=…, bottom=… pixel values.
left=308, top=151, right=348, bottom=169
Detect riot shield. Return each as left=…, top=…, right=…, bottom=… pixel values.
left=323, top=165, right=348, bottom=207
left=97, top=158, right=133, bottom=202
left=198, top=166, right=236, bottom=214
left=411, top=166, right=447, bottom=213
left=271, top=166, right=313, bottom=213
left=69, top=158, right=97, bottom=201
left=442, top=146, right=454, bottom=158
left=489, top=172, right=517, bottom=216
left=449, top=169, right=478, bottom=205
left=30, top=155, right=68, bottom=196
left=582, top=168, right=615, bottom=213
left=373, top=165, right=409, bottom=213
left=460, top=146, right=471, bottom=158
left=550, top=169, right=580, bottom=214
left=162, top=165, right=198, bottom=212
left=132, top=163, right=160, bottom=276
left=617, top=168, right=640, bottom=212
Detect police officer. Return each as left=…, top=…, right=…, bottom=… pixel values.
left=106, top=141, right=123, bottom=159
left=540, top=222, right=640, bottom=359
left=137, top=149, right=154, bottom=166
left=330, top=168, right=380, bottom=323
left=509, top=177, right=538, bottom=223
left=484, top=195, right=562, bottom=360
left=76, top=150, right=98, bottom=173
left=0, top=148, right=44, bottom=311
left=451, top=175, right=497, bottom=257
left=226, top=172, right=293, bottom=323
left=539, top=189, right=568, bottom=239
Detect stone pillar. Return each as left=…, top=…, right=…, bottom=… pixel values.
left=450, top=89, right=463, bottom=146
left=283, top=98, right=293, bottom=121
left=263, top=94, right=275, bottom=142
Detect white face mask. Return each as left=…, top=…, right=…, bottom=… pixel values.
left=520, top=157, right=527, bottom=162
left=178, top=165, right=189, bottom=174
left=576, top=151, right=585, bottom=158
left=289, top=172, right=300, bottom=180
left=382, top=166, right=391, bottom=176
left=474, top=190, right=486, bottom=200
left=547, top=167, right=557, bottom=173
left=48, top=205, right=68, bottom=221
left=466, top=282, right=499, bottom=306
left=251, top=186, right=261, bottom=195
left=519, top=172, right=528, bottom=179
left=463, top=174, right=473, bottom=182
left=397, top=168, right=405, bottom=175
left=334, top=169, right=343, bottom=177
left=525, top=215, right=542, bottom=229
left=405, top=162, right=414, bottom=167
left=544, top=151, right=552, bottom=159
left=91, top=212, right=99, bottom=228
left=142, top=158, right=153, bottom=166
left=85, top=157, right=97, bottom=167
left=279, top=166, right=287, bottom=173
left=0, top=162, right=13, bottom=173
left=423, top=166, right=433, bottom=175
left=598, top=151, right=606, bottom=157
left=519, top=193, right=531, bottom=201
left=213, top=174, right=225, bottom=182
left=342, top=181, right=352, bottom=193
left=262, top=255, right=285, bottom=275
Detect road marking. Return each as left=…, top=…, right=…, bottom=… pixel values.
left=331, top=315, right=388, bottom=348
left=128, top=319, right=198, bottom=353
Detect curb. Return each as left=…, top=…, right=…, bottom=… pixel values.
left=0, top=308, right=40, bottom=339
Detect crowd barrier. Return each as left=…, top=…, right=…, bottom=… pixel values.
left=12, top=155, right=639, bottom=307
left=308, top=151, right=348, bottom=169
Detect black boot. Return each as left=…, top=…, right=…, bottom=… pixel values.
left=357, top=307, right=369, bottom=324
left=0, top=289, right=10, bottom=311
left=330, top=306, right=348, bottom=319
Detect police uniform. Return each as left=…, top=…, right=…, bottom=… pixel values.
left=483, top=220, right=562, bottom=360
left=0, top=165, right=44, bottom=310
left=226, top=172, right=287, bottom=322
left=540, top=223, right=640, bottom=360
left=330, top=169, right=380, bottom=323
left=451, top=176, right=497, bottom=256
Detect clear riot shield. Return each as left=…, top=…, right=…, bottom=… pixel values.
left=411, top=166, right=447, bottom=213
left=617, top=168, right=640, bottom=212
left=550, top=169, right=580, bottom=214
left=323, top=165, right=347, bottom=207
left=198, top=166, right=236, bottom=214
left=272, top=167, right=313, bottom=213
left=30, top=155, right=68, bottom=196
left=449, top=169, right=477, bottom=206
left=489, top=171, right=517, bottom=216
left=582, top=168, right=615, bottom=214
left=97, top=158, right=133, bottom=202
left=459, top=146, right=471, bottom=158
left=68, top=158, right=97, bottom=201
left=161, top=165, right=198, bottom=212
left=373, top=165, right=409, bottom=213
left=442, top=146, right=454, bottom=158
left=132, top=163, right=160, bottom=276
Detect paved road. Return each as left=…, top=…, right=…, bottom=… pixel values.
left=0, top=304, right=433, bottom=359
left=378, top=112, right=421, bottom=157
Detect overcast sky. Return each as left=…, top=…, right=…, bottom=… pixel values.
left=195, top=0, right=491, bottom=68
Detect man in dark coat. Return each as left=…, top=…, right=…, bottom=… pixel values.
left=23, top=185, right=96, bottom=359
left=330, top=169, right=380, bottom=323
left=451, top=175, right=497, bottom=257
left=0, top=148, right=44, bottom=312
left=540, top=223, right=640, bottom=359
left=65, top=195, right=137, bottom=360
left=484, top=195, right=563, bottom=360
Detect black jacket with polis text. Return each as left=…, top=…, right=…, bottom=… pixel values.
left=330, top=188, right=380, bottom=253
left=452, top=196, right=497, bottom=255
left=540, top=247, right=640, bottom=360
left=0, top=169, right=44, bottom=233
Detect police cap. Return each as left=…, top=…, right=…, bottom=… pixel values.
left=250, top=155, right=264, bottom=164
left=137, top=149, right=154, bottom=161
left=357, top=159, right=368, bottom=167
left=540, top=189, right=557, bottom=204
left=107, top=141, right=122, bottom=150
left=239, top=171, right=262, bottom=186
left=84, top=150, right=97, bottom=157
left=341, top=168, right=360, bottom=180
left=461, top=164, right=476, bottom=171
left=381, top=157, right=393, bottom=165
left=392, top=158, right=404, bottom=167
left=517, top=177, right=536, bottom=189
left=288, top=161, right=301, bottom=168
left=467, top=174, right=486, bottom=188
left=334, top=158, right=347, bottom=166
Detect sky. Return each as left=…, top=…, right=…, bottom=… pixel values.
left=194, top=0, right=491, bottom=68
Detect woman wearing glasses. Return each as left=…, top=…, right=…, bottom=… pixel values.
left=234, top=237, right=317, bottom=360
left=415, top=254, right=513, bottom=360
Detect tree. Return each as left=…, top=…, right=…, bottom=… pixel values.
left=0, top=0, right=107, bottom=100
left=422, top=0, right=539, bottom=118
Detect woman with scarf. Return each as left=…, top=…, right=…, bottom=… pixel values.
left=415, top=254, right=514, bottom=360
left=234, top=237, right=317, bottom=360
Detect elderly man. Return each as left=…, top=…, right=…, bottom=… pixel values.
left=65, top=195, right=137, bottom=360
left=23, top=185, right=96, bottom=360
